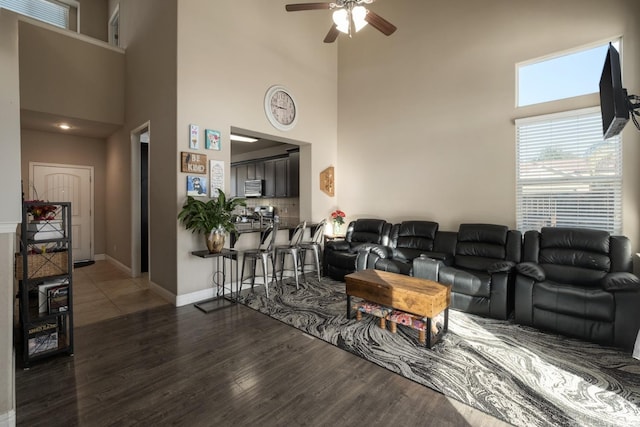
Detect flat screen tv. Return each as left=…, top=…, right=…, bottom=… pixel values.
left=599, top=43, right=629, bottom=140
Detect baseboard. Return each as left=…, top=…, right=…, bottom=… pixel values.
left=148, top=281, right=178, bottom=306
left=175, top=281, right=240, bottom=307
left=104, top=254, right=131, bottom=275
left=94, top=253, right=106, bottom=261
left=0, top=409, right=16, bottom=427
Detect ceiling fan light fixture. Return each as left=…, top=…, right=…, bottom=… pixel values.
left=352, top=6, right=368, bottom=32
left=332, top=9, right=349, bottom=34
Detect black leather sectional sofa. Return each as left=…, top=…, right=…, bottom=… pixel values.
left=324, top=218, right=640, bottom=351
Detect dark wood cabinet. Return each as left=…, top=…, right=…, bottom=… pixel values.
left=288, top=151, right=299, bottom=197
left=235, top=164, right=248, bottom=197
left=230, top=167, right=237, bottom=197
left=231, top=149, right=299, bottom=198
left=275, top=158, right=288, bottom=197
left=263, top=160, right=276, bottom=197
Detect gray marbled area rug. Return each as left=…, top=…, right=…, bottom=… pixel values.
left=237, top=277, right=640, bottom=427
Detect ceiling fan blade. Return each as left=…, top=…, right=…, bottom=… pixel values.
left=364, top=10, right=397, bottom=36
left=286, top=3, right=333, bottom=12
left=323, top=25, right=340, bottom=43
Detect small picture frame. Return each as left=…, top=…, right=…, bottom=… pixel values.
left=189, top=124, right=199, bottom=149
left=205, top=129, right=221, bottom=150
left=209, top=160, right=224, bottom=197
left=187, top=175, right=207, bottom=196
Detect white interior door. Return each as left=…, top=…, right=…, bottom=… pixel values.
left=30, top=163, right=93, bottom=262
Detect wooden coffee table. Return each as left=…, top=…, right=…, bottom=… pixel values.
left=345, top=269, right=451, bottom=348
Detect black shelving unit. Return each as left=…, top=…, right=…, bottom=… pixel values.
left=17, top=201, right=73, bottom=368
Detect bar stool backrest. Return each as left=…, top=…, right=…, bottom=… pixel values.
left=310, top=219, right=327, bottom=244
left=290, top=221, right=307, bottom=246
left=258, top=223, right=279, bottom=252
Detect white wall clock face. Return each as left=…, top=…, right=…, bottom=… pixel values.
left=265, top=85, right=298, bottom=131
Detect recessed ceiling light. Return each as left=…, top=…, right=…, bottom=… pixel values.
left=230, top=134, right=258, bottom=143
left=58, top=123, right=71, bottom=130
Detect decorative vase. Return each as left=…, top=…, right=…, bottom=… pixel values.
left=205, top=229, right=225, bottom=253
left=333, top=222, right=342, bottom=235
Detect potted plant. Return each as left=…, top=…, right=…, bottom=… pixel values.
left=178, top=189, right=246, bottom=253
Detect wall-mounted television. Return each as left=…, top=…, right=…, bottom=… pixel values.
left=599, top=43, right=629, bottom=140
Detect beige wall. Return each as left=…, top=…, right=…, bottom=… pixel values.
left=20, top=129, right=107, bottom=255
left=18, top=20, right=124, bottom=126
left=0, top=9, right=20, bottom=425
left=338, top=0, right=640, bottom=249
left=78, top=0, right=108, bottom=41
left=175, top=1, right=338, bottom=297
left=105, top=0, right=178, bottom=293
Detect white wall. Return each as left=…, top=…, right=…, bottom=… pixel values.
left=175, top=1, right=339, bottom=297
left=338, top=0, right=640, bottom=249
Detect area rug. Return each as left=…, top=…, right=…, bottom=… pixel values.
left=237, top=277, right=640, bottom=427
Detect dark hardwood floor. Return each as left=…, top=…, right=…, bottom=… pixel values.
left=16, top=302, right=509, bottom=426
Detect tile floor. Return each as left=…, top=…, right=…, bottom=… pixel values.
left=73, top=260, right=169, bottom=327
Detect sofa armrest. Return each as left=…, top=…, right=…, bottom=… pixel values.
left=602, top=272, right=640, bottom=291
left=515, top=262, right=545, bottom=281
left=487, top=261, right=515, bottom=274
left=325, top=239, right=350, bottom=252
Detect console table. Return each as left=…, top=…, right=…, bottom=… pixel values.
left=191, top=249, right=238, bottom=313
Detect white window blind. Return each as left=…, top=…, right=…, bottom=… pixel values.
left=0, top=0, right=68, bottom=29
left=516, top=108, right=622, bottom=234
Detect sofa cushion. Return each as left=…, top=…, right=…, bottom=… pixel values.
left=327, top=251, right=358, bottom=270
left=394, top=221, right=438, bottom=251
left=532, top=281, right=614, bottom=322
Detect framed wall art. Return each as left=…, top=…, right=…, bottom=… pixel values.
left=205, top=129, right=221, bottom=150
left=187, top=175, right=207, bottom=196
left=209, top=160, right=224, bottom=197
left=181, top=152, right=207, bottom=174
left=189, top=124, right=199, bottom=149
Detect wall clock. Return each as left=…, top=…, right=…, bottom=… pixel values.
left=264, top=85, right=298, bottom=131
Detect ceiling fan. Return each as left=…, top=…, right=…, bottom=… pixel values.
left=285, top=0, right=397, bottom=43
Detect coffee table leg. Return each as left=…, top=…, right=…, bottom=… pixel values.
left=444, top=308, right=449, bottom=332
left=426, top=317, right=433, bottom=348
left=347, top=294, right=352, bottom=319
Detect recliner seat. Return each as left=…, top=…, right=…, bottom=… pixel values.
left=431, top=223, right=521, bottom=320
left=323, top=218, right=391, bottom=281
left=356, top=221, right=455, bottom=275
left=514, top=227, right=640, bottom=350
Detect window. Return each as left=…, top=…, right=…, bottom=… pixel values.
left=517, top=40, right=620, bottom=107
left=0, top=0, right=70, bottom=29
left=516, top=108, right=622, bottom=233
left=108, top=4, right=119, bottom=47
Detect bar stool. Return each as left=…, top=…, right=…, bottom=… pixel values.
left=275, top=221, right=306, bottom=290
left=299, top=219, right=326, bottom=283
left=239, top=223, right=279, bottom=298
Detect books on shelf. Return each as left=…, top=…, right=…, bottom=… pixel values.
left=47, top=285, right=69, bottom=314
left=38, top=279, right=68, bottom=314
left=27, top=321, right=58, bottom=356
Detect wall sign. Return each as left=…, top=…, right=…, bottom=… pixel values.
left=320, top=166, right=334, bottom=197
left=181, top=152, right=207, bottom=174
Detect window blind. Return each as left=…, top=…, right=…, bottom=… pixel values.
left=516, top=108, right=622, bottom=234
left=0, top=0, right=68, bottom=29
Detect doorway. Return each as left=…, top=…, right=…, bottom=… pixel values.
left=131, top=123, right=150, bottom=277
left=29, top=162, right=94, bottom=262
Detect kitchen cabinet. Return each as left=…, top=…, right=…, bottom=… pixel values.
left=231, top=149, right=299, bottom=198
left=235, top=164, right=248, bottom=197
left=263, top=160, right=276, bottom=197
left=274, top=158, right=288, bottom=197
left=288, top=150, right=299, bottom=197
